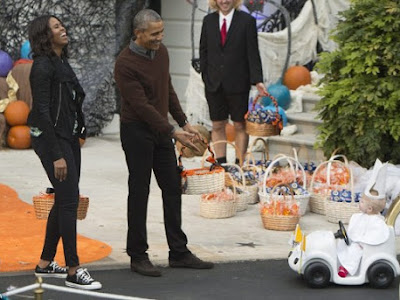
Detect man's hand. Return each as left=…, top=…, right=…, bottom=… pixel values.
left=256, top=82, right=267, bottom=95
left=182, top=123, right=203, bottom=142
left=54, top=158, right=67, bottom=182
left=173, top=130, right=201, bottom=153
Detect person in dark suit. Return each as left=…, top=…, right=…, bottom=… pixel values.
left=200, top=0, right=266, bottom=163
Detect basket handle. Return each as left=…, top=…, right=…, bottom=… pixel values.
left=309, top=160, right=355, bottom=201
left=180, top=144, right=219, bottom=172
left=261, top=155, right=307, bottom=195
left=223, top=163, right=246, bottom=187
left=245, top=92, right=283, bottom=130
left=203, top=140, right=243, bottom=166
left=248, top=137, right=269, bottom=162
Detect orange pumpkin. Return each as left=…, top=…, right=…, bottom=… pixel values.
left=283, top=65, right=311, bottom=90
left=4, top=100, right=30, bottom=126
left=7, top=125, right=31, bottom=149
left=225, top=123, right=235, bottom=142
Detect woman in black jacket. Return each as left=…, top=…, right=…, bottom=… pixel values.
left=28, top=15, right=101, bottom=290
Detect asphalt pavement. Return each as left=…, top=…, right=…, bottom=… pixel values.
left=0, top=260, right=398, bottom=300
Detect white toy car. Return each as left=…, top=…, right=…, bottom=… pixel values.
left=288, top=221, right=400, bottom=288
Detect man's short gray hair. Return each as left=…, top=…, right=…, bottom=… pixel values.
left=133, top=9, right=162, bottom=31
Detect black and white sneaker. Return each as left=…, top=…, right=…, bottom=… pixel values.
left=35, top=261, right=68, bottom=278
left=65, top=268, right=102, bottom=290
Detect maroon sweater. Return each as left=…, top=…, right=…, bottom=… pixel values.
left=114, top=43, right=187, bottom=135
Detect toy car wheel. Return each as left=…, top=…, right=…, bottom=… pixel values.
left=367, top=262, right=394, bottom=289
left=304, top=262, right=331, bottom=288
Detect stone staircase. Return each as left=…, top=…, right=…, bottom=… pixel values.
left=262, top=93, right=326, bottom=162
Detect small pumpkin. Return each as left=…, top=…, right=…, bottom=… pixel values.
left=283, top=64, right=312, bottom=90
left=225, top=123, right=235, bottom=142
left=4, top=100, right=30, bottom=126
left=7, top=125, right=31, bottom=149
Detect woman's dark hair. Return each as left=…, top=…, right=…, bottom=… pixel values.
left=28, top=15, right=68, bottom=58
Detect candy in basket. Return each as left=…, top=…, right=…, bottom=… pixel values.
left=259, top=155, right=310, bottom=216
left=179, top=145, right=225, bottom=195
left=259, top=183, right=300, bottom=231
left=200, top=187, right=237, bottom=219
left=245, top=92, right=283, bottom=137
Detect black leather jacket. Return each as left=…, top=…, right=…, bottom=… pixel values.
left=28, top=55, right=86, bottom=161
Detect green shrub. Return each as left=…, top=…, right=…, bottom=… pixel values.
left=315, top=0, right=400, bottom=168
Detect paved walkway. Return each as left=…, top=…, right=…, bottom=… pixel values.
left=0, top=131, right=398, bottom=270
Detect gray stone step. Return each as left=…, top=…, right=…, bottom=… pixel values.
left=302, top=93, right=322, bottom=113
left=262, top=133, right=326, bottom=162
left=286, top=112, right=322, bottom=135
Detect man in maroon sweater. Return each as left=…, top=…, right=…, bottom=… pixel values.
left=114, top=9, right=214, bottom=277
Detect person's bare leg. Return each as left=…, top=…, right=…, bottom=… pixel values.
left=233, top=121, right=248, bottom=165
left=211, top=120, right=228, bottom=159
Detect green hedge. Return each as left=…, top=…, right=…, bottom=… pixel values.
left=315, top=0, right=400, bottom=168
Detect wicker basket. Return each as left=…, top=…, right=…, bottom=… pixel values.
left=241, top=164, right=261, bottom=204
left=206, top=140, right=243, bottom=187
left=200, top=188, right=237, bottom=219
left=258, top=155, right=310, bottom=216
left=224, top=166, right=248, bottom=212
left=261, top=214, right=299, bottom=231
left=309, top=159, right=350, bottom=215
left=32, top=192, right=89, bottom=220
left=259, top=183, right=300, bottom=231
left=245, top=93, right=282, bottom=137
left=325, top=161, right=360, bottom=224
left=179, top=145, right=225, bottom=195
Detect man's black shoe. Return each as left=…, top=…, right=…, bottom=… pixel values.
left=131, top=259, right=161, bottom=277
left=169, top=253, right=214, bottom=269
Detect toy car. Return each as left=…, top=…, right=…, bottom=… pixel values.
left=288, top=221, right=400, bottom=288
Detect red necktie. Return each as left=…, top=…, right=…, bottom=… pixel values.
left=221, top=18, right=227, bottom=46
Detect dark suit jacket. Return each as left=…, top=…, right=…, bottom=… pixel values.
left=199, top=10, right=263, bottom=94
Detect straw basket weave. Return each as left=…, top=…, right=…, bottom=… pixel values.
left=179, top=145, right=225, bottom=195
left=325, top=159, right=359, bottom=224
left=241, top=164, right=260, bottom=204
left=259, top=184, right=300, bottom=231
left=224, top=166, right=248, bottom=212
left=309, top=158, right=350, bottom=216
left=259, top=155, right=310, bottom=216
left=200, top=189, right=237, bottom=219
left=245, top=93, right=282, bottom=137
left=206, top=140, right=242, bottom=187
left=33, top=192, right=89, bottom=220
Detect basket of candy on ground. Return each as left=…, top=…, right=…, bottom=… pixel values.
left=245, top=92, right=283, bottom=137
left=259, top=183, right=300, bottom=231
left=324, top=156, right=361, bottom=224
left=222, top=165, right=249, bottom=212
left=258, top=155, right=310, bottom=216
left=309, top=155, right=350, bottom=215
left=205, top=140, right=242, bottom=187
left=33, top=188, right=89, bottom=220
left=200, top=185, right=237, bottom=219
left=240, top=162, right=261, bottom=204
left=179, top=145, right=225, bottom=195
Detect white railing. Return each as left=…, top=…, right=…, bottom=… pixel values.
left=1, top=277, right=153, bottom=300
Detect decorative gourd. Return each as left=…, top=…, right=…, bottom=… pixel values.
left=7, top=125, right=31, bottom=149
left=283, top=64, right=311, bottom=90
left=225, top=123, right=235, bottom=142
left=4, top=100, right=30, bottom=126
left=176, top=124, right=211, bottom=158
left=262, top=82, right=291, bottom=110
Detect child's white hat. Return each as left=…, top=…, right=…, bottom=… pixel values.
left=364, top=158, right=387, bottom=200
